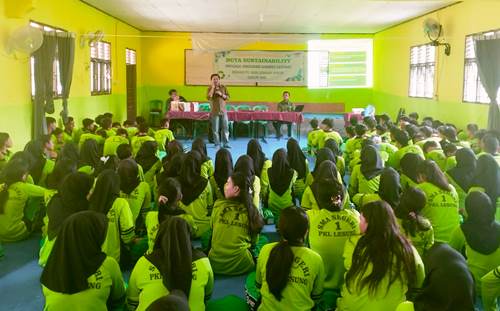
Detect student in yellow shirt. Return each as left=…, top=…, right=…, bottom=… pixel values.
left=348, top=145, right=384, bottom=198
left=423, top=140, right=447, bottom=171
left=209, top=172, right=264, bottom=275
left=131, top=123, right=156, bottom=157
left=58, top=142, right=79, bottom=164
left=103, top=128, right=129, bottom=157
left=24, top=139, right=55, bottom=187
left=481, top=265, right=500, bottom=311
left=337, top=201, right=424, bottom=311
left=388, top=128, right=424, bottom=170
left=156, top=153, right=186, bottom=187
left=45, top=158, right=78, bottom=190
left=246, top=139, right=272, bottom=203
left=234, top=155, right=261, bottom=211
left=267, top=149, right=297, bottom=223
left=286, top=138, right=310, bottom=201
left=62, top=117, right=75, bottom=143
left=256, top=206, right=325, bottom=311
left=127, top=217, right=214, bottom=311
left=400, top=152, right=424, bottom=190
left=343, top=124, right=367, bottom=169
left=192, top=138, right=214, bottom=179
left=469, top=154, right=500, bottom=221
left=136, top=141, right=162, bottom=188
left=479, top=133, right=500, bottom=165
left=307, top=148, right=336, bottom=187
left=154, top=118, right=175, bottom=152
left=324, top=139, right=346, bottom=180
left=210, top=148, right=233, bottom=201
left=307, top=118, right=321, bottom=155
left=41, top=211, right=126, bottom=311
left=318, top=118, right=342, bottom=149
left=446, top=148, right=477, bottom=214
left=78, top=139, right=101, bottom=175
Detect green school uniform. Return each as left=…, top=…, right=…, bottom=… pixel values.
left=62, top=131, right=73, bottom=144
left=351, top=193, right=380, bottom=207
left=305, top=170, right=343, bottom=188
left=400, top=173, right=418, bottom=190
left=209, top=199, right=256, bottom=275
left=445, top=173, right=468, bottom=213
left=143, top=161, right=163, bottom=191
left=415, top=182, right=459, bottom=243
left=480, top=266, right=500, bottom=311
left=39, top=236, right=56, bottom=267
left=343, top=137, right=364, bottom=169
left=468, top=187, right=500, bottom=221
left=131, top=135, right=155, bottom=157
left=201, top=159, right=215, bottom=179
left=379, top=142, right=398, bottom=161
left=307, top=129, right=322, bottom=154
left=78, top=133, right=105, bottom=150
left=337, top=236, right=425, bottom=311
left=42, top=256, right=125, bottom=311
left=396, top=218, right=434, bottom=257
left=259, top=160, right=273, bottom=200
left=318, top=130, right=343, bottom=149
left=307, top=208, right=360, bottom=290
left=268, top=170, right=297, bottom=222
left=301, top=186, right=351, bottom=211
left=154, top=128, right=175, bottom=152
left=144, top=211, right=197, bottom=254
left=255, top=242, right=325, bottom=311
left=39, top=159, right=55, bottom=187
left=179, top=183, right=213, bottom=238
left=103, top=135, right=129, bottom=156
left=104, top=128, right=116, bottom=138
left=78, top=165, right=94, bottom=175
left=425, top=149, right=447, bottom=171
left=0, top=182, right=50, bottom=242
left=102, top=198, right=135, bottom=262
left=127, top=256, right=214, bottom=311
left=336, top=156, right=346, bottom=178
left=126, top=127, right=139, bottom=138
left=388, top=144, right=424, bottom=171
left=120, top=181, right=151, bottom=224
left=292, top=159, right=310, bottom=201
left=72, top=128, right=83, bottom=145
left=209, top=176, right=225, bottom=201
left=444, top=156, right=457, bottom=171
left=252, top=176, right=261, bottom=212
left=348, top=164, right=381, bottom=197
left=448, top=227, right=500, bottom=294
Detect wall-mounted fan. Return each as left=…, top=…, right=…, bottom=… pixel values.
left=6, top=25, right=44, bottom=56
left=423, top=18, right=451, bottom=56
left=79, top=30, right=104, bottom=48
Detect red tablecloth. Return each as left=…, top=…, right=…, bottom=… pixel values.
left=167, top=111, right=304, bottom=123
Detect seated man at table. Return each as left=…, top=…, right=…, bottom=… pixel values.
left=165, top=89, right=187, bottom=111
left=273, top=90, right=294, bottom=138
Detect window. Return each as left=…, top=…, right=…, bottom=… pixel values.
left=126, top=48, right=136, bottom=65
left=463, top=30, right=500, bottom=104
left=307, top=39, right=373, bottom=88
left=90, top=41, right=111, bottom=95
left=408, top=44, right=436, bottom=98
left=30, top=21, right=65, bottom=98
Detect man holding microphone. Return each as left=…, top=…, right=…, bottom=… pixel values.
left=207, top=73, right=231, bottom=148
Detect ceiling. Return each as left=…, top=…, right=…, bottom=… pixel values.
left=82, top=0, right=460, bottom=33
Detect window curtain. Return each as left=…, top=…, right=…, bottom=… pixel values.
left=32, top=33, right=57, bottom=138
left=474, top=38, right=500, bottom=132
left=57, top=34, right=75, bottom=124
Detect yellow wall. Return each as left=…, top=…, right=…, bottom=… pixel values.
left=0, top=0, right=141, bottom=150
left=373, top=1, right=499, bottom=129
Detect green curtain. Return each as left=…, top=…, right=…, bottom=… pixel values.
left=57, top=34, right=75, bottom=124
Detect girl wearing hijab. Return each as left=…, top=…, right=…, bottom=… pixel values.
left=246, top=139, right=272, bottom=201
left=164, top=140, right=184, bottom=163
left=416, top=160, right=459, bottom=243
left=39, top=172, right=93, bottom=266
left=234, top=155, right=261, bottom=212
left=306, top=148, right=339, bottom=186
left=0, top=159, right=52, bottom=242
left=449, top=191, right=500, bottom=298
left=348, top=145, right=384, bottom=198
left=400, top=153, right=424, bottom=189
left=136, top=141, right=162, bottom=189
left=24, top=139, right=55, bottom=187
left=146, top=290, right=189, bottom=311
left=267, top=149, right=297, bottom=223
left=352, top=167, right=401, bottom=208
left=469, top=153, right=500, bottom=221
left=446, top=148, right=477, bottom=213
left=337, top=201, right=424, bottom=311
left=396, top=187, right=434, bottom=257
left=210, top=148, right=233, bottom=201
left=41, top=211, right=126, bottom=310
left=177, top=151, right=213, bottom=238
left=306, top=178, right=359, bottom=310
left=192, top=138, right=214, bottom=179
left=301, top=160, right=351, bottom=210
left=90, top=169, right=135, bottom=262
left=145, top=178, right=197, bottom=253
left=324, top=138, right=346, bottom=179
left=127, top=217, right=214, bottom=311
left=45, top=157, right=78, bottom=190
left=286, top=138, right=310, bottom=201
left=157, top=152, right=185, bottom=185
left=58, top=142, right=80, bottom=164
left=256, top=206, right=325, bottom=310
left=209, top=172, right=264, bottom=275
left=78, top=138, right=101, bottom=175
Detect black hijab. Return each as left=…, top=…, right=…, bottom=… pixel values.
left=165, top=140, right=184, bottom=163
left=286, top=138, right=307, bottom=179
left=413, top=243, right=475, bottom=311
left=59, top=142, right=80, bottom=164
left=117, top=159, right=141, bottom=195
left=472, top=154, right=500, bottom=206
left=313, top=148, right=336, bottom=178
left=462, top=191, right=500, bottom=254
left=178, top=151, right=208, bottom=206
left=360, top=145, right=384, bottom=180
left=157, top=153, right=186, bottom=186
left=41, top=211, right=108, bottom=294
left=324, top=139, right=342, bottom=158
left=234, top=155, right=256, bottom=184
left=268, top=149, right=294, bottom=196
left=448, top=148, right=477, bottom=192
left=145, top=217, right=206, bottom=298
left=79, top=139, right=101, bottom=169
left=47, top=172, right=93, bottom=240
left=214, top=148, right=233, bottom=196
left=246, top=139, right=267, bottom=177
left=89, top=169, right=121, bottom=215
left=146, top=290, right=189, bottom=311
left=378, top=167, right=402, bottom=209
left=136, top=141, right=159, bottom=172
left=400, top=152, right=424, bottom=184
left=311, top=160, right=339, bottom=202
left=46, top=157, right=78, bottom=190
left=24, top=140, right=46, bottom=184
left=191, top=138, right=209, bottom=163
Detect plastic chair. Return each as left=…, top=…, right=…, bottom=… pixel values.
left=198, top=103, right=211, bottom=112
left=253, top=105, right=269, bottom=138
left=148, top=99, right=164, bottom=127
left=234, top=104, right=253, bottom=138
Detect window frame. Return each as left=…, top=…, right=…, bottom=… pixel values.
left=125, top=48, right=136, bottom=65
left=90, top=41, right=112, bottom=96
left=408, top=43, right=437, bottom=99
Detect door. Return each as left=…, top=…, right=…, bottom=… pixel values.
left=126, top=64, right=137, bottom=121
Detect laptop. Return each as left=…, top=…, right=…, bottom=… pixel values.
left=294, top=105, right=305, bottom=112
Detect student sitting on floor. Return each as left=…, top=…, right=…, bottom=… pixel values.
left=192, top=138, right=214, bottom=179
left=415, top=160, right=459, bottom=243
left=146, top=290, right=190, bottom=311
left=468, top=153, right=500, bottom=221
left=479, top=133, right=500, bottom=165
left=78, top=139, right=101, bottom=175
left=349, top=145, right=384, bottom=198
left=388, top=128, right=424, bottom=171
left=234, top=155, right=261, bottom=212
left=256, top=206, right=325, bottom=311
left=324, top=139, right=346, bottom=180
left=446, top=148, right=477, bottom=214
left=177, top=151, right=213, bottom=238
left=337, top=201, right=424, bottom=311
left=286, top=138, right=310, bottom=202
left=306, top=148, right=337, bottom=187
left=39, top=172, right=93, bottom=267
left=117, top=144, right=145, bottom=181
left=317, top=118, right=342, bottom=149
left=343, top=123, right=367, bottom=170
left=45, top=157, right=77, bottom=190
left=131, top=123, right=155, bottom=157
left=307, top=177, right=359, bottom=310
left=246, top=139, right=272, bottom=204
left=266, top=149, right=297, bottom=223
left=103, top=128, right=129, bottom=157
left=24, top=139, right=55, bottom=187
left=209, top=172, right=264, bottom=276
left=210, top=148, right=233, bottom=201
left=352, top=167, right=401, bottom=208
left=136, top=141, right=162, bottom=190
left=154, top=118, right=175, bottom=153
left=442, top=142, right=458, bottom=171
left=307, top=118, right=321, bottom=155
left=423, top=140, right=447, bottom=171
left=90, top=170, right=135, bottom=263
left=400, top=153, right=424, bottom=190
left=41, top=211, right=126, bottom=310
left=127, top=217, right=214, bottom=311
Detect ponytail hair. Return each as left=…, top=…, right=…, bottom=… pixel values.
left=417, top=160, right=451, bottom=191
left=157, top=178, right=184, bottom=224
left=229, top=172, right=264, bottom=236
left=0, top=159, right=30, bottom=214
left=266, top=206, right=308, bottom=301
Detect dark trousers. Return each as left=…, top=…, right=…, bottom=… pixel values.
left=273, top=121, right=292, bottom=137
